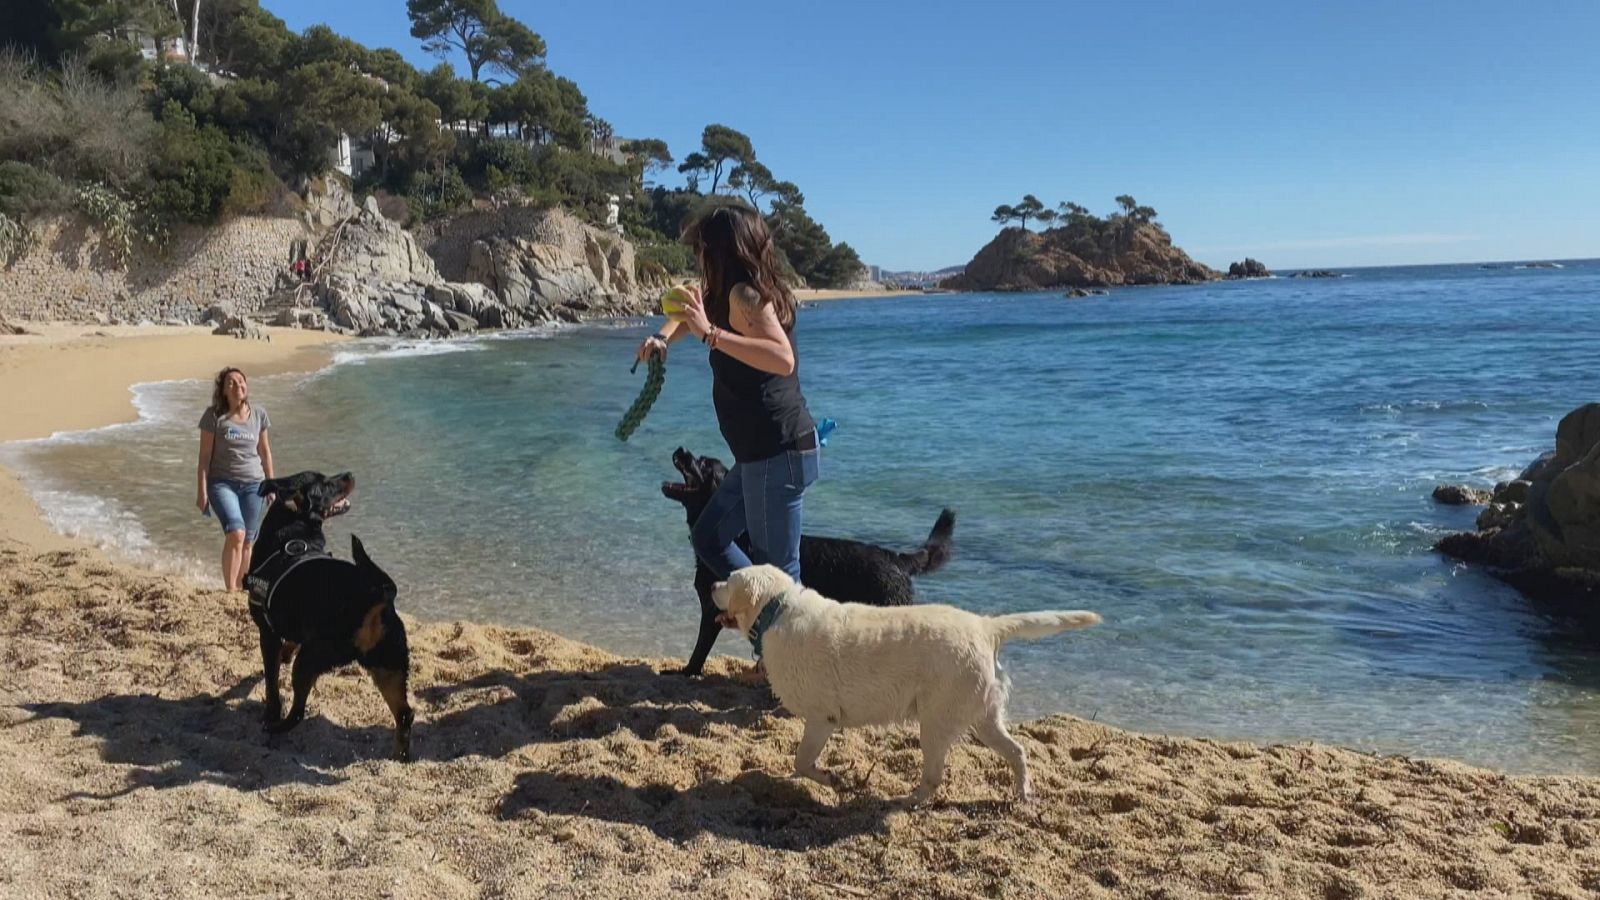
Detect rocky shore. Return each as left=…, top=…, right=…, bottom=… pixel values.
left=1434, top=403, right=1600, bottom=604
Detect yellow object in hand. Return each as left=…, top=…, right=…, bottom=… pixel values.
left=660, top=286, right=693, bottom=319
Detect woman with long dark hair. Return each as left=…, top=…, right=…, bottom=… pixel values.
left=636, top=203, right=819, bottom=583
left=196, top=367, right=274, bottom=590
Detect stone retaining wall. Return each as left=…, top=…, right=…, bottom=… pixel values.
left=1, top=215, right=309, bottom=323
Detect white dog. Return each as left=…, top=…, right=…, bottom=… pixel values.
left=712, top=564, right=1101, bottom=805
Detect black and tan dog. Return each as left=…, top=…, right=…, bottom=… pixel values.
left=662, top=447, right=956, bottom=676
left=247, top=471, right=413, bottom=761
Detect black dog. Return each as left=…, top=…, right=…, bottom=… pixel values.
left=662, top=447, right=956, bottom=675
left=247, top=471, right=413, bottom=761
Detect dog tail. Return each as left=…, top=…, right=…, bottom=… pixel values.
left=987, top=610, right=1101, bottom=646
left=897, top=508, right=957, bottom=577
left=351, top=535, right=398, bottom=606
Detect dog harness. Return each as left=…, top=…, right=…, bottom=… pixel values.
left=246, top=539, right=330, bottom=632
left=746, top=594, right=786, bottom=659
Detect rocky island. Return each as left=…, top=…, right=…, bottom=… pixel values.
left=941, top=195, right=1218, bottom=291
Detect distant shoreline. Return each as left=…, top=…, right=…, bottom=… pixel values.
left=792, top=288, right=925, bottom=302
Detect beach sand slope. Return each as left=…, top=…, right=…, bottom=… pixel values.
left=2, top=537, right=1599, bottom=899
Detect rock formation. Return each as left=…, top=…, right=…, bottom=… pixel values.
left=1435, top=403, right=1600, bottom=604
left=1227, top=258, right=1271, bottom=279
left=272, top=199, right=655, bottom=337
left=941, top=223, right=1217, bottom=292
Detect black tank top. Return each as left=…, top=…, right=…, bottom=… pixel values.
left=707, top=279, right=815, bottom=463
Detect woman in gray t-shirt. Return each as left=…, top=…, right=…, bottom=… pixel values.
left=196, top=367, right=275, bottom=591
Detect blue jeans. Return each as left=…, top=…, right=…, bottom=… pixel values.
left=692, top=442, right=820, bottom=582
left=207, top=479, right=265, bottom=542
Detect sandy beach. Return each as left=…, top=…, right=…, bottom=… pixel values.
left=2, top=327, right=1599, bottom=898
left=793, top=288, right=925, bottom=302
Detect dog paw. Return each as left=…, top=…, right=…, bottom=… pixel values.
left=797, top=767, right=841, bottom=790
left=263, top=716, right=302, bottom=734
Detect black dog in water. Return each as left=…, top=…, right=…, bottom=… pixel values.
left=662, top=447, right=956, bottom=675
left=247, top=471, right=413, bottom=761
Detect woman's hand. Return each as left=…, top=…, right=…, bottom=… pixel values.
left=674, top=284, right=711, bottom=339
left=196, top=492, right=208, bottom=514
left=635, top=334, right=668, bottom=364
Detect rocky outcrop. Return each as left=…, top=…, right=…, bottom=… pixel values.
left=1435, top=403, right=1600, bottom=604
left=287, top=199, right=654, bottom=337
left=1432, top=484, right=1493, bottom=505
left=418, top=205, right=655, bottom=318
left=941, top=223, right=1217, bottom=292
left=1227, top=258, right=1271, bottom=279
left=1291, top=270, right=1341, bottom=279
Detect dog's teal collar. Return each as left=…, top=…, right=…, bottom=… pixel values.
left=747, top=594, right=786, bottom=659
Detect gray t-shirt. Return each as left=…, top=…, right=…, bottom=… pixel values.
left=200, top=406, right=270, bottom=482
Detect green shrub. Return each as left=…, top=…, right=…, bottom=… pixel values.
left=635, top=240, right=695, bottom=276
left=0, top=161, right=70, bottom=218
left=473, top=138, right=538, bottom=188
left=404, top=165, right=472, bottom=221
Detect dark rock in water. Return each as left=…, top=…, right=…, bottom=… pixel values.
left=1290, top=270, right=1340, bottom=278
left=1436, top=403, right=1600, bottom=605
left=1064, top=287, right=1092, bottom=298
left=1227, top=258, right=1271, bottom=279
left=1433, top=484, right=1492, bottom=505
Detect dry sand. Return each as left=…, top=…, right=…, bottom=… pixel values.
left=0, top=324, right=347, bottom=443
left=2, top=327, right=1600, bottom=899
left=793, top=288, right=925, bottom=302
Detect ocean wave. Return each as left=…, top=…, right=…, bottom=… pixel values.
left=20, top=480, right=211, bottom=583
left=328, top=338, right=488, bottom=367
left=1358, top=399, right=1492, bottom=415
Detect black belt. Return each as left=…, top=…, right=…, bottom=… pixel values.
left=781, top=430, right=818, bottom=452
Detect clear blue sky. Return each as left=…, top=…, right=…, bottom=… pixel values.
left=266, top=0, right=1599, bottom=271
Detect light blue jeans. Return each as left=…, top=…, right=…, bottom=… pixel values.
left=692, top=443, right=820, bottom=582
left=207, top=479, right=265, bottom=542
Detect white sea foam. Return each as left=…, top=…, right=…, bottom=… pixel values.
left=328, top=338, right=487, bottom=367
left=20, top=478, right=212, bottom=583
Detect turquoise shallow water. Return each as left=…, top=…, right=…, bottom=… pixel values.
left=7, top=261, right=1600, bottom=773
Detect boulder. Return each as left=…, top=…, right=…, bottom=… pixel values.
left=212, top=316, right=269, bottom=341
left=1432, top=484, right=1492, bottom=505
left=1227, top=258, right=1271, bottom=279
left=1436, top=403, right=1600, bottom=605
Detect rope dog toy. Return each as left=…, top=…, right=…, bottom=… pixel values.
left=615, top=352, right=665, bottom=442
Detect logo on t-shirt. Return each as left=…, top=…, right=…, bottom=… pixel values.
left=225, top=426, right=247, bottom=440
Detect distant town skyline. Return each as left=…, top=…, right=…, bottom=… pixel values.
left=265, top=0, right=1600, bottom=271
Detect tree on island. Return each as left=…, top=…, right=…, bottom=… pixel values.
left=992, top=195, right=1049, bottom=231
left=406, top=0, right=546, bottom=83
left=1114, top=194, right=1158, bottom=224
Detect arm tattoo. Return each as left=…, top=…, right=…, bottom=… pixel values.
left=731, top=284, right=764, bottom=318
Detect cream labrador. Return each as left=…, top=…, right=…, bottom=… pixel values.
left=712, top=564, right=1101, bottom=805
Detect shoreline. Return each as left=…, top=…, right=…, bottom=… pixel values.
left=0, top=323, right=347, bottom=578
left=793, top=287, right=925, bottom=302
left=2, top=324, right=1599, bottom=896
